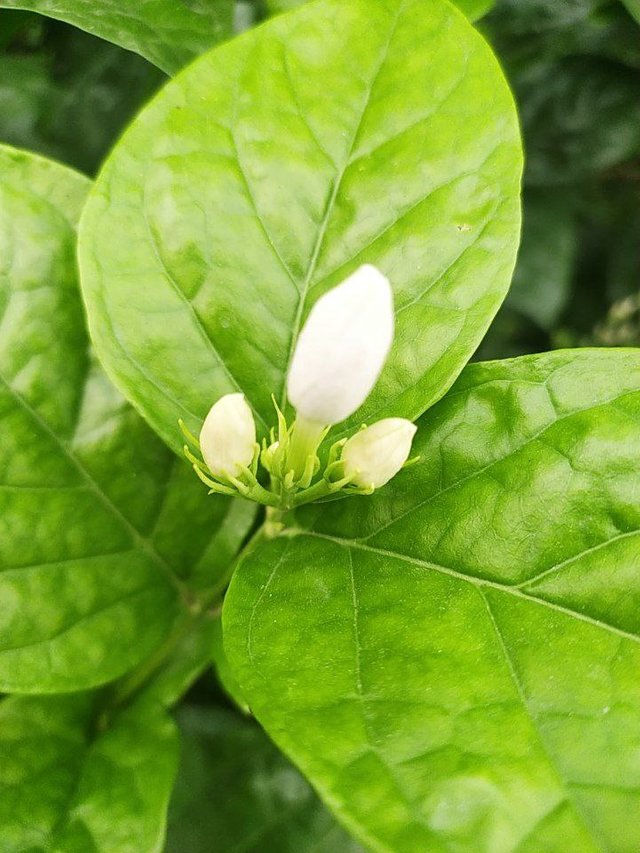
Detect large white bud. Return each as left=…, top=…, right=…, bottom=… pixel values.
left=287, top=265, right=394, bottom=425
left=199, top=393, right=256, bottom=479
left=342, top=418, right=417, bottom=489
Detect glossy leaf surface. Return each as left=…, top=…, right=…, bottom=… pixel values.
left=0, top=693, right=178, bottom=851
left=0, top=0, right=234, bottom=74
left=225, top=349, right=640, bottom=852
left=0, top=145, right=251, bottom=692
left=267, top=0, right=496, bottom=21
left=79, top=0, right=522, bottom=454
left=211, top=616, right=250, bottom=714
left=166, top=705, right=364, bottom=853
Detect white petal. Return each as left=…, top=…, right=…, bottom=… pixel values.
left=287, top=264, right=394, bottom=425
left=199, top=393, right=256, bottom=478
left=342, top=418, right=417, bottom=488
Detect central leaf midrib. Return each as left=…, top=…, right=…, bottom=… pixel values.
left=278, top=4, right=404, bottom=410
left=142, top=205, right=268, bottom=431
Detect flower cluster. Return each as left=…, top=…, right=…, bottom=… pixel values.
left=181, top=265, right=417, bottom=510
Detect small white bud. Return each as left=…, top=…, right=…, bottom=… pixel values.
left=342, top=418, right=417, bottom=489
left=199, top=393, right=256, bottom=479
left=287, top=264, right=394, bottom=425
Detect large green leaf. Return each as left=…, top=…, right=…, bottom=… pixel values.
left=0, top=144, right=253, bottom=693
left=78, top=0, right=522, bottom=453
left=225, top=349, right=640, bottom=852
left=0, top=0, right=234, bottom=74
left=166, top=705, right=364, bottom=853
left=266, top=0, right=496, bottom=22
left=0, top=692, right=178, bottom=851
left=211, top=616, right=250, bottom=713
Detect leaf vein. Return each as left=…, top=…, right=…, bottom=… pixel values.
left=480, top=591, right=604, bottom=850
left=362, top=386, right=640, bottom=544
left=278, top=1, right=405, bottom=409
left=300, top=533, right=640, bottom=645
left=0, top=371, right=186, bottom=596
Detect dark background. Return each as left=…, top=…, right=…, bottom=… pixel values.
left=1, top=0, right=638, bottom=358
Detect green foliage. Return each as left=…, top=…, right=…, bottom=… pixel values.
left=0, top=144, right=253, bottom=691
left=166, top=705, right=365, bottom=852
left=622, top=0, right=640, bottom=21
left=265, top=0, right=496, bottom=21
left=0, top=0, right=639, bottom=849
left=506, top=188, right=577, bottom=329
left=478, top=0, right=640, bottom=358
left=0, top=0, right=234, bottom=73
left=0, top=14, right=164, bottom=174
left=454, top=0, right=497, bottom=18
left=224, top=349, right=640, bottom=852
left=78, top=0, right=522, bottom=455
left=211, top=617, right=250, bottom=713
left=0, top=693, right=179, bottom=850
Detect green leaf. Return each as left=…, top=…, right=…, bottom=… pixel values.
left=224, top=349, right=640, bottom=852
left=78, top=0, right=522, bottom=454
left=0, top=20, right=164, bottom=175
left=0, top=0, right=234, bottom=74
left=211, top=616, right=250, bottom=714
left=506, top=188, right=577, bottom=328
left=621, top=0, right=640, bottom=23
left=473, top=304, right=548, bottom=361
left=482, top=3, right=640, bottom=185
left=0, top=144, right=252, bottom=693
left=485, top=0, right=605, bottom=33
left=166, top=705, right=364, bottom=853
left=264, top=0, right=304, bottom=13
left=0, top=692, right=178, bottom=851
left=266, top=0, right=496, bottom=22
left=455, top=0, right=496, bottom=20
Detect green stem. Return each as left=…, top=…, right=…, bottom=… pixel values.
left=289, top=477, right=334, bottom=507
left=101, top=607, right=205, bottom=721
left=100, top=518, right=274, bottom=723
left=286, top=417, right=326, bottom=480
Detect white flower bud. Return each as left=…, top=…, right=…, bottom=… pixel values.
left=287, top=264, right=394, bottom=425
left=342, top=418, right=417, bottom=489
left=199, top=393, right=256, bottom=479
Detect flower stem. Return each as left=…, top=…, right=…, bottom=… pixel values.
left=286, top=417, right=326, bottom=480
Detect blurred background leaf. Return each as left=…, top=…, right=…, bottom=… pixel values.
left=475, top=0, right=640, bottom=360
left=618, top=0, right=640, bottom=22
left=166, top=705, right=364, bottom=853
left=0, top=0, right=234, bottom=73
left=0, top=12, right=164, bottom=173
